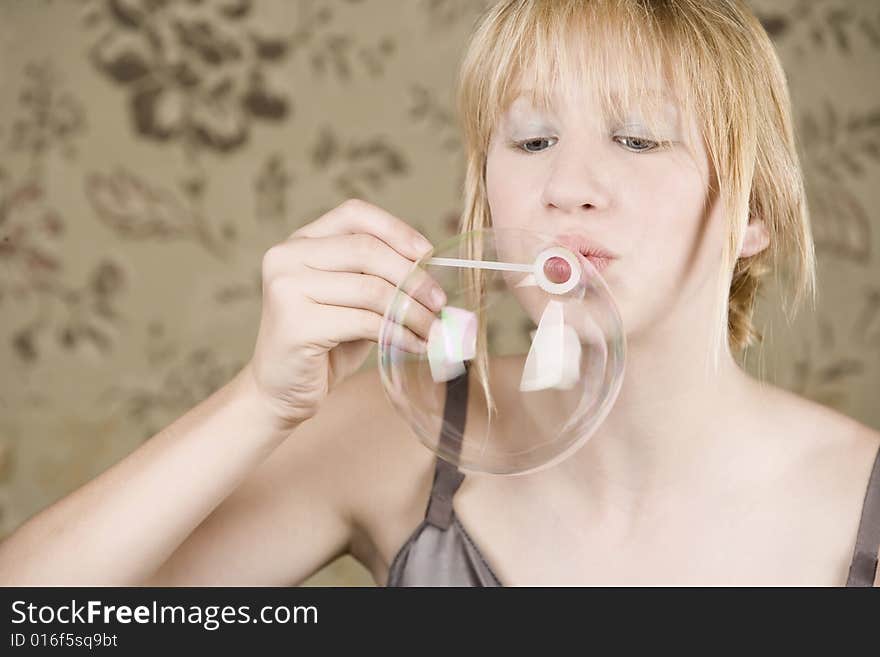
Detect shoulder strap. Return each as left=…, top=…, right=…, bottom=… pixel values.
left=846, top=445, right=880, bottom=586
left=424, top=364, right=470, bottom=530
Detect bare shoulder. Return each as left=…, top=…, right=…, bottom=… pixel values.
left=321, top=363, right=438, bottom=487
left=734, top=379, right=879, bottom=581
left=757, top=381, right=880, bottom=457
left=750, top=380, right=880, bottom=536
left=304, top=364, right=438, bottom=581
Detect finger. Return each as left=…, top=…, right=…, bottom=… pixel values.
left=315, top=303, right=427, bottom=355
left=291, top=198, right=434, bottom=262
left=300, top=269, right=439, bottom=341
left=300, top=233, right=447, bottom=313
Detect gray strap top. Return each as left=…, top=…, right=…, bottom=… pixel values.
left=385, top=369, right=880, bottom=587
left=848, top=440, right=880, bottom=586
left=385, top=365, right=502, bottom=586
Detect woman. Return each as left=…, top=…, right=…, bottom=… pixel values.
left=1, top=0, right=878, bottom=587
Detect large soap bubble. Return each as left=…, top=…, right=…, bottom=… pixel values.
left=378, top=226, right=626, bottom=475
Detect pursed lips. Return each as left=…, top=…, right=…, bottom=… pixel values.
left=553, top=233, right=618, bottom=275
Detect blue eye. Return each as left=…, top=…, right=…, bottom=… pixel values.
left=511, top=135, right=662, bottom=154
left=512, top=137, right=557, bottom=153
left=614, top=135, right=660, bottom=152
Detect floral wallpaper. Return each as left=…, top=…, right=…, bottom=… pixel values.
left=0, top=0, right=878, bottom=587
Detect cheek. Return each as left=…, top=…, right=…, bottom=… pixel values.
left=632, top=160, right=712, bottom=267
left=485, top=148, right=534, bottom=228
left=617, top=166, right=719, bottom=328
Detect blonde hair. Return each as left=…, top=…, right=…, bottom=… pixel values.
left=452, top=0, right=816, bottom=389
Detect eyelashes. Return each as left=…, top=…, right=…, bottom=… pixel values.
left=615, top=136, right=662, bottom=152
left=510, top=135, right=667, bottom=154
left=509, top=137, right=557, bottom=154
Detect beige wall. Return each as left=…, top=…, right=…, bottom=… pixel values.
left=1, top=0, right=878, bottom=587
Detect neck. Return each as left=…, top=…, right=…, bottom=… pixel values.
left=555, top=304, right=767, bottom=513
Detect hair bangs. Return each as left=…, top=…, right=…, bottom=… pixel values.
left=468, top=0, right=698, bottom=156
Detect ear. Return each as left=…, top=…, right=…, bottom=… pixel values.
left=739, top=217, right=769, bottom=258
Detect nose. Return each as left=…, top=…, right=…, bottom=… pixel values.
left=540, top=138, right=611, bottom=215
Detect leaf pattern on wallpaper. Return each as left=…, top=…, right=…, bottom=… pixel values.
left=419, top=0, right=493, bottom=31
left=0, top=170, right=128, bottom=361
left=82, top=0, right=291, bottom=156
left=209, top=152, right=294, bottom=306
left=2, top=60, right=82, bottom=279
left=310, top=126, right=408, bottom=199
left=803, top=5, right=880, bottom=55
left=784, top=282, right=880, bottom=412
left=798, top=101, right=880, bottom=263
left=804, top=173, right=871, bottom=263
left=288, top=0, right=396, bottom=80
left=255, top=153, right=293, bottom=223
left=849, top=286, right=880, bottom=349
left=801, top=101, right=880, bottom=181
left=84, top=167, right=234, bottom=259
left=98, top=343, right=246, bottom=441
left=213, top=268, right=261, bottom=305
left=0, top=60, right=121, bottom=364
left=756, top=0, right=880, bottom=57
left=306, top=32, right=396, bottom=80
left=9, top=258, right=128, bottom=363
left=9, top=61, right=87, bottom=173
left=0, top=174, right=65, bottom=306
left=408, top=84, right=460, bottom=152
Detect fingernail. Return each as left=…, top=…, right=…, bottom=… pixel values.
left=431, top=287, right=446, bottom=309
left=413, top=236, right=433, bottom=256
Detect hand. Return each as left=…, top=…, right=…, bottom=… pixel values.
left=246, top=198, right=446, bottom=430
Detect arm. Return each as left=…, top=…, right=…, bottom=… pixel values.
left=0, top=198, right=438, bottom=587
left=141, top=366, right=382, bottom=587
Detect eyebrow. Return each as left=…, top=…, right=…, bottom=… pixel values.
left=508, top=90, right=681, bottom=129
left=512, top=87, right=674, bottom=102
left=503, top=93, right=683, bottom=138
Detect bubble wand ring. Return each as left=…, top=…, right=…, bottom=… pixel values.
left=426, top=245, right=582, bottom=295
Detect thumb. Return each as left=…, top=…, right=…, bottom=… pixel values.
left=327, top=339, right=375, bottom=390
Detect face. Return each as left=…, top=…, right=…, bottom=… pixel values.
left=485, top=78, right=730, bottom=343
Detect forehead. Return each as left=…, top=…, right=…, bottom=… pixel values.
left=503, top=86, right=683, bottom=130
left=509, top=75, right=674, bottom=106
